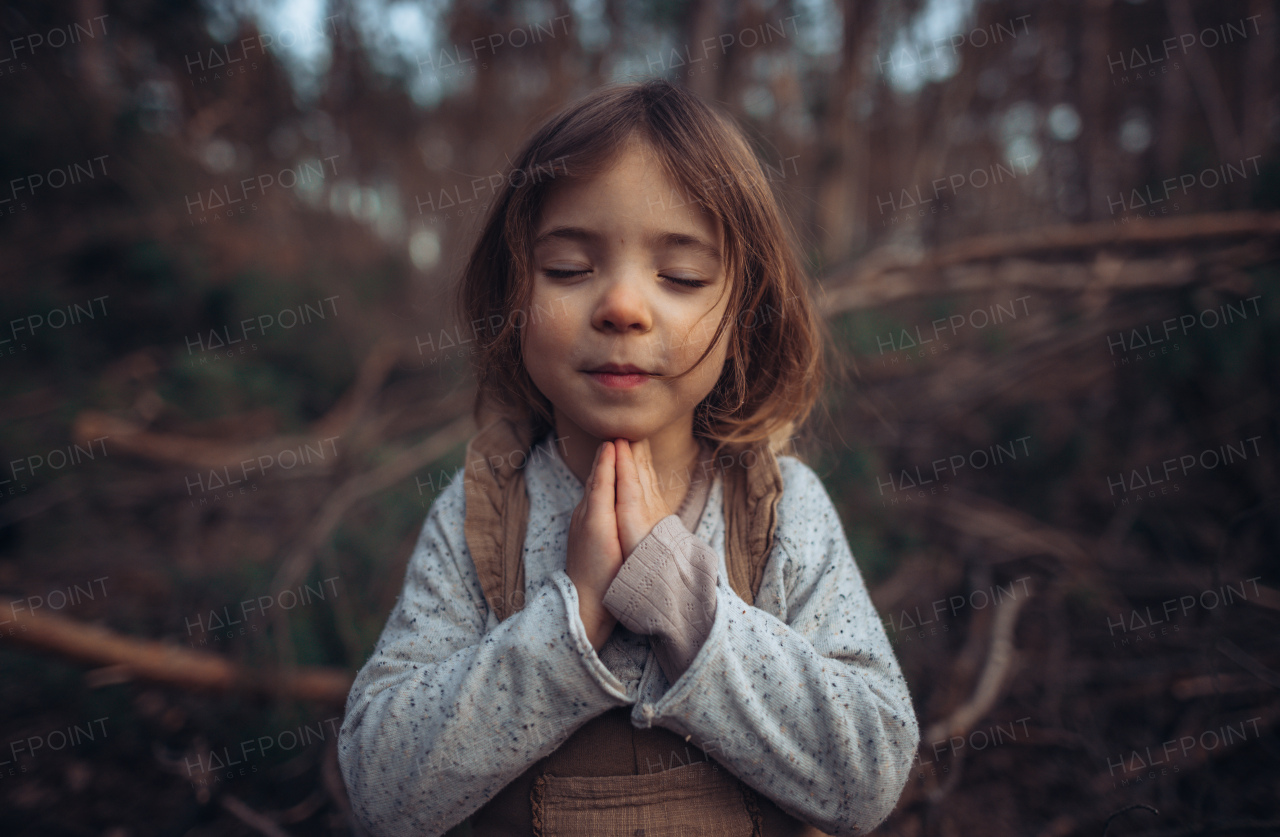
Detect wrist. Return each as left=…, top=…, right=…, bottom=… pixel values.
left=578, top=599, right=616, bottom=652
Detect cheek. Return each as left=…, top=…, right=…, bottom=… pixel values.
left=521, top=319, right=570, bottom=386
left=523, top=316, right=562, bottom=356
left=682, top=324, right=732, bottom=395
left=671, top=313, right=719, bottom=358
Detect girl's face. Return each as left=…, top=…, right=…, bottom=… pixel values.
left=521, top=138, right=732, bottom=447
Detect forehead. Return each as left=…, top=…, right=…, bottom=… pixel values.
left=533, top=138, right=723, bottom=246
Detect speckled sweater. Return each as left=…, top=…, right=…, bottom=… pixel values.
left=338, top=431, right=919, bottom=836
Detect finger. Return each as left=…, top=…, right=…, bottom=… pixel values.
left=578, top=443, right=602, bottom=510
left=639, top=438, right=659, bottom=480
left=588, top=440, right=603, bottom=482
left=595, top=441, right=616, bottom=508
left=630, top=438, right=659, bottom=494
left=632, top=438, right=655, bottom=480
left=614, top=439, right=638, bottom=495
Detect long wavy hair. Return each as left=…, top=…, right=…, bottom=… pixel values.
left=454, top=79, right=830, bottom=461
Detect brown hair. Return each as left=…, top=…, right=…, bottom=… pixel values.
left=454, top=79, right=831, bottom=460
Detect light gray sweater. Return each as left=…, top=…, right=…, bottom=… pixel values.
left=338, top=432, right=919, bottom=836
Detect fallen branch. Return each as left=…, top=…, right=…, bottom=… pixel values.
left=70, top=411, right=348, bottom=473
left=269, top=411, right=477, bottom=599
left=0, top=607, right=352, bottom=704
left=268, top=410, right=476, bottom=674
left=818, top=211, right=1280, bottom=315
left=930, top=490, right=1093, bottom=570
left=923, top=585, right=1033, bottom=744
left=69, top=337, right=405, bottom=471
left=923, top=212, right=1280, bottom=265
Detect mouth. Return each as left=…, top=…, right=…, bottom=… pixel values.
left=582, top=363, right=654, bottom=389
left=584, top=363, right=653, bottom=375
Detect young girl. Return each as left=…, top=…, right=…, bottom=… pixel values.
left=339, top=80, right=918, bottom=837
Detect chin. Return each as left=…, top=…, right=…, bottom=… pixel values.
left=575, top=417, right=650, bottom=443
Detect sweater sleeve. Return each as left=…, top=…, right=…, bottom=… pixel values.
left=602, top=514, right=718, bottom=682
left=337, top=473, right=633, bottom=837
left=636, top=459, right=920, bottom=835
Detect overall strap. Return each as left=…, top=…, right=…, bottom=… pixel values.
left=722, top=444, right=784, bottom=606
left=462, top=415, right=535, bottom=621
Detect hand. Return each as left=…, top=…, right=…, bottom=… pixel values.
left=565, top=441, right=623, bottom=652
left=614, top=438, right=675, bottom=559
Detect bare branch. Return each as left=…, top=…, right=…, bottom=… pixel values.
left=0, top=607, right=351, bottom=704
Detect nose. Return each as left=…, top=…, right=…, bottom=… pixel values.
left=591, top=271, right=652, bottom=334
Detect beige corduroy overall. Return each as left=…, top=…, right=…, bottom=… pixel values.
left=460, top=416, right=830, bottom=837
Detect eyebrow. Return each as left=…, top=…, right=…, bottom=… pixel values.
left=532, top=225, right=721, bottom=263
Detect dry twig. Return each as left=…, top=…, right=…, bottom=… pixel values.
left=923, top=586, right=1034, bottom=744
left=68, top=338, right=405, bottom=471
left=268, top=411, right=476, bottom=675
left=818, top=211, right=1280, bottom=315
left=0, top=607, right=351, bottom=703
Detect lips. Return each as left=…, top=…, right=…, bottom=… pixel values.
left=583, top=362, right=653, bottom=390
left=585, top=363, right=652, bottom=375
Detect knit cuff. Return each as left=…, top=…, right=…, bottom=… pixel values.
left=602, top=515, right=719, bottom=681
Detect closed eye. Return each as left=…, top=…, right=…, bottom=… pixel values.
left=543, top=268, right=707, bottom=289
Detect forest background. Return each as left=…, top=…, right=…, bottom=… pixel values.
left=0, top=0, right=1277, bottom=834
